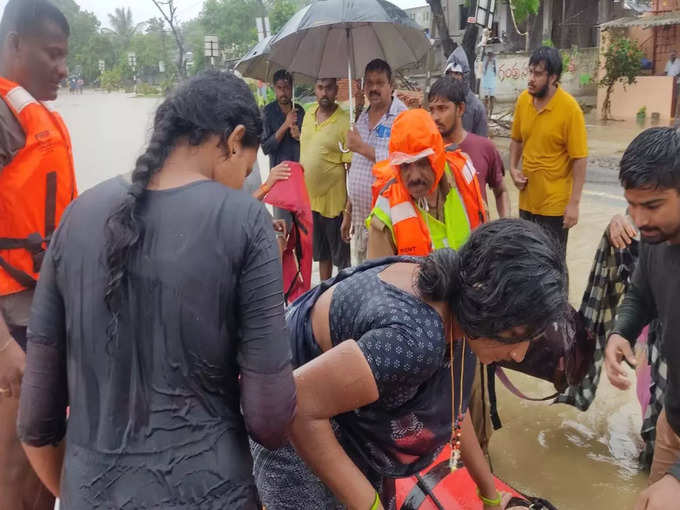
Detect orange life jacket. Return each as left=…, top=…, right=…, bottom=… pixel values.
left=370, top=150, right=488, bottom=257
left=0, top=77, right=77, bottom=295
left=444, top=149, right=488, bottom=230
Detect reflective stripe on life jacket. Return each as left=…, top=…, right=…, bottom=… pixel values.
left=0, top=77, right=77, bottom=295
left=445, top=149, right=488, bottom=229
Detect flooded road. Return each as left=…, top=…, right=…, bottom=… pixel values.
left=52, top=91, right=648, bottom=509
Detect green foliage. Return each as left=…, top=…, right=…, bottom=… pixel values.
left=100, top=68, right=123, bottom=92
left=599, top=34, right=644, bottom=119
left=51, top=0, right=115, bottom=83
left=136, top=82, right=161, bottom=96
left=199, top=0, right=259, bottom=61
left=507, top=0, right=540, bottom=24
left=599, top=35, right=644, bottom=89
left=106, top=7, right=141, bottom=51
left=269, top=0, right=298, bottom=33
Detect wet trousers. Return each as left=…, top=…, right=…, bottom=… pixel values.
left=0, top=326, right=54, bottom=510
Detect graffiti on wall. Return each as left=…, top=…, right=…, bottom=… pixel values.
left=497, top=60, right=529, bottom=83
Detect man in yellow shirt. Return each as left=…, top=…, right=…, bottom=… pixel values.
left=510, top=46, right=588, bottom=259
left=300, top=78, right=352, bottom=280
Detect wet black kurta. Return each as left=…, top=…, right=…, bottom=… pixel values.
left=18, top=176, right=295, bottom=509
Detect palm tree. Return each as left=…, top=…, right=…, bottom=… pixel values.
left=105, top=7, right=144, bottom=51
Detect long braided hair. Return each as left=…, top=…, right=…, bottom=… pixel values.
left=104, top=70, right=261, bottom=340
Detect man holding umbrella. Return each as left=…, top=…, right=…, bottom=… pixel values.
left=257, top=69, right=305, bottom=224
left=345, top=58, right=406, bottom=265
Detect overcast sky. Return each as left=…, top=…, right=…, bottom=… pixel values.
left=0, top=0, right=428, bottom=28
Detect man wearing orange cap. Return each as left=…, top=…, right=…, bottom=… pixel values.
left=366, top=108, right=486, bottom=259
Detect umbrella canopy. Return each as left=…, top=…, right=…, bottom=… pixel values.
left=234, top=35, right=275, bottom=82
left=268, top=0, right=430, bottom=80
left=235, top=34, right=316, bottom=85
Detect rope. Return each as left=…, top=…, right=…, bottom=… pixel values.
left=508, top=0, right=528, bottom=37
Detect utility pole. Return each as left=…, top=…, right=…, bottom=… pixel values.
left=128, top=52, right=137, bottom=93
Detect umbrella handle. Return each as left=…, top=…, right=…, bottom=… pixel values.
left=347, top=28, right=354, bottom=127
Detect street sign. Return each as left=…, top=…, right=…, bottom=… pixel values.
left=127, top=52, right=136, bottom=69
left=159, top=60, right=165, bottom=73
left=98, top=59, right=105, bottom=72
left=204, top=35, right=219, bottom=58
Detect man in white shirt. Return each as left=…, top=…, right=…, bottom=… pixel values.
left=665, top=50, right=680, bottom=77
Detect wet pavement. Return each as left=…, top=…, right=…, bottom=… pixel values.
left=53, top=90, right=650, bottom=509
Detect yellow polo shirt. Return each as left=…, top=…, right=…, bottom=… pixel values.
left=300, top=103, right=352, bottom=218
left=511, top=87, right=588, bottom=216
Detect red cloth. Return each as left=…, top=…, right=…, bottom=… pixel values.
left=263, top=162, right=313, bottom=304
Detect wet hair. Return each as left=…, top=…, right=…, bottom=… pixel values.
left=0, top=0, right=69, bottom=42
left=529, top=46, right=563, bottom=81
left=104, top=70, right=261, bottom=340
left=364, top=58, right=392, bottom=83
left=428, top=76, right=466, bottom=105
left=619, top=127, right=680, bottom=191
left=417, top=218, right=568, bottom=342
left=272, top=69, right=292, bottom=87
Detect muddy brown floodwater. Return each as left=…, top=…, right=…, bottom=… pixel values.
left=53, top=90, right=648, bottom=510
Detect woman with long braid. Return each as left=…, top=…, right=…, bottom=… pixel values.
left=15, top=70, right=296, bottom=508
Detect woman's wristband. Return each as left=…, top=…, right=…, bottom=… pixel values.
left=477, top=488, right=501, bottom=506
left=258, top=183, right=271, bottom=195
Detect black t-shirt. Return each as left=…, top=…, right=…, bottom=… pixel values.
left=18, top=176, right=295, bottom=508
left=613, top=240, right=680, bottom=481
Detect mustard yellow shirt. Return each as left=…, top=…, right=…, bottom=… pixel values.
left=300, top=103, right=352, bottom=218
left=511, top=87, right=588, bottom=216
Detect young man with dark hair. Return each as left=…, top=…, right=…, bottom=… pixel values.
left=0, top=1, right=74, bottom=508
left=444, top=61, right=488, bottom=137
left=300, top=78, right=352, bottom=280
left=428, top=77, right=509, bottom=219
left=509, top=45, right=587, bottom=260
left=345, top=58, right=406, bottom=264
left=260, top=69, right=306, bottom=223
left=605, top=127, right=680, bottom=510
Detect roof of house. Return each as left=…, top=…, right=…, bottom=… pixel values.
left=601, top=10, right=680, bottom=29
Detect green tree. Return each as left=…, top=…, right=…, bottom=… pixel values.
left=599, top=34, right=644, bottom=120
left=269, top=0, right=297, bottom=33
left=182, top=17, right=207, bottom=75
left=106, top=7, right=144, bottom=53
left=507, top=0, right=540, bottom=23
left=51, top=0, right=116, bottom=83
left=199, top=0, right=259, bottom=61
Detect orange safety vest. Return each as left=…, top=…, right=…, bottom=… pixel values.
left=370, top=149, right=487, bottom=256
left=0, top=77, right=77, bottom=295
left=444, top=149, right=488, bottom=230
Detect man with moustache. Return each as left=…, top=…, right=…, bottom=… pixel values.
left=345, top=59, right=407, bottom=264
left=428, top=77, right=509, bottom=219
left=300, top=78, right=352, bottom=280
left=0, top=1, right=75, bottom=508
left=509, top=46, right=587, bottom=260
left=604, top=127, right=680, bottom=510
left=365, top=108, right=486, bottom=259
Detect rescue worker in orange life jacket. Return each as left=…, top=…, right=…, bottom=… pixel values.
left=366, top=108, right=486, bottom=260
left=0, top=2, right=74, bottom=509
